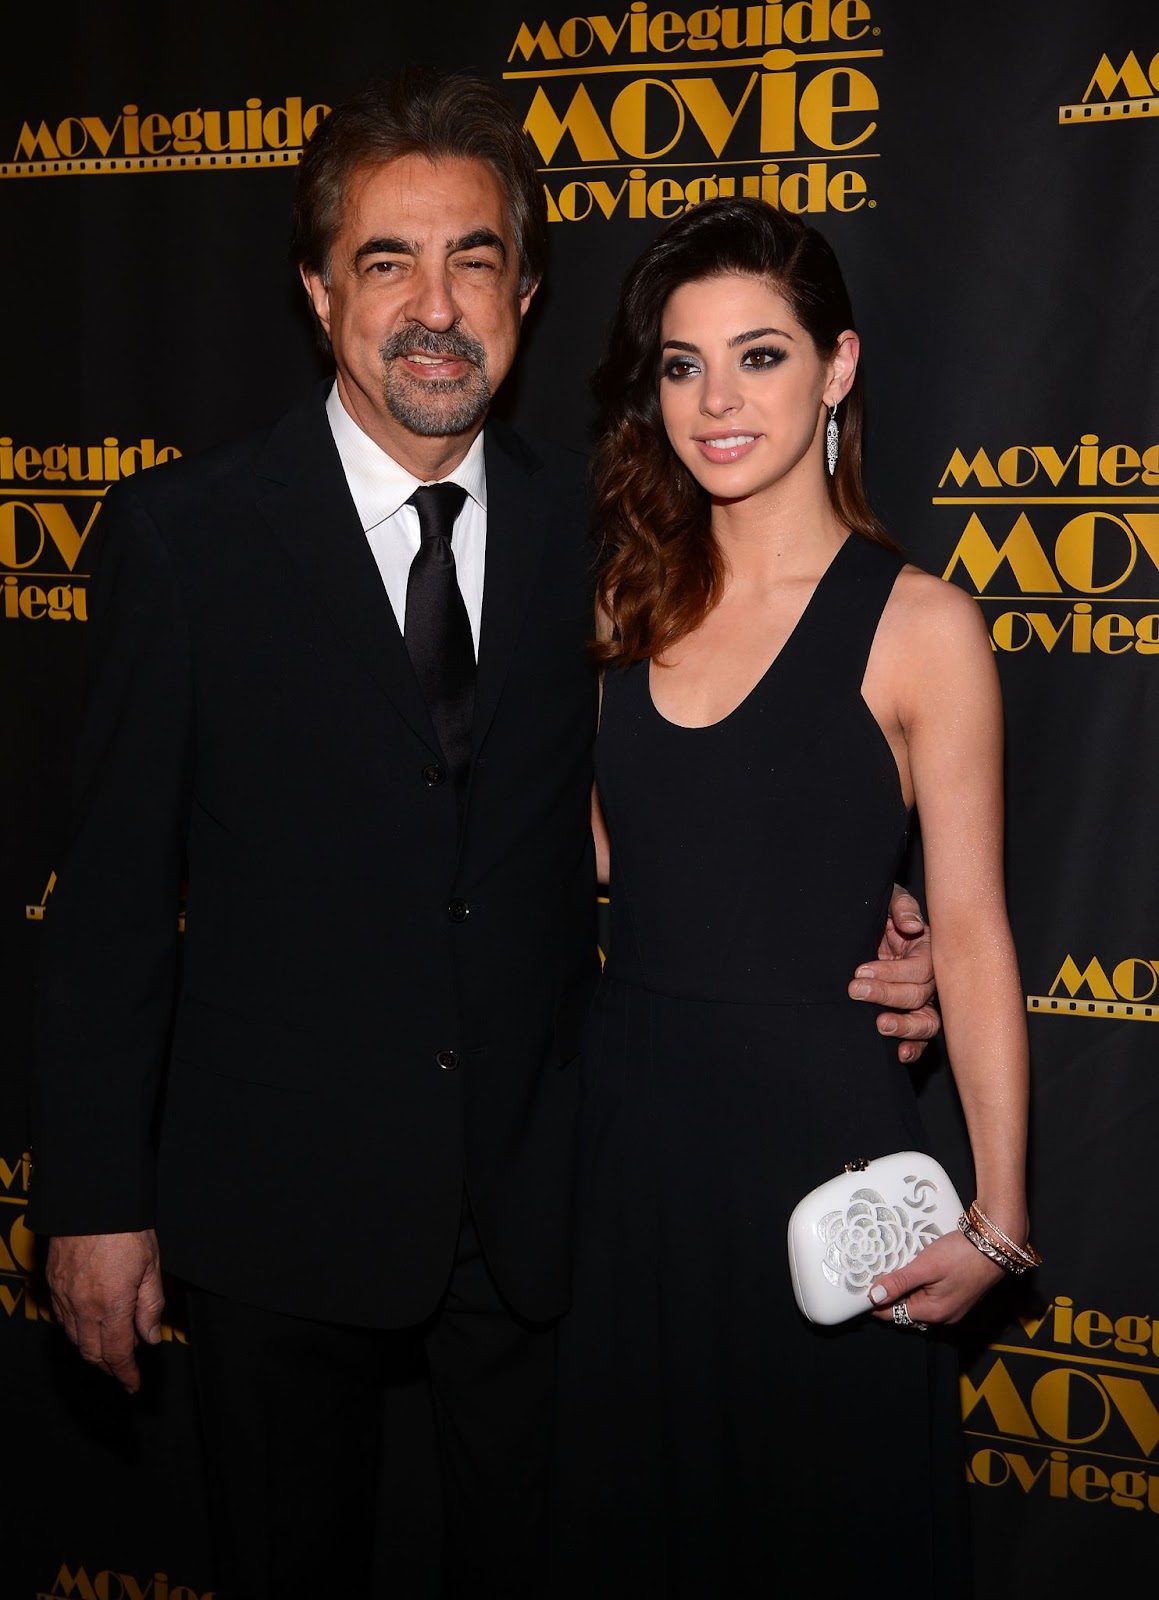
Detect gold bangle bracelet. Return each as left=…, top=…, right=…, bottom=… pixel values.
left=957, top=1214, right=1028, bottom=1275
left=967, top=1202, right=1042, bottom=1268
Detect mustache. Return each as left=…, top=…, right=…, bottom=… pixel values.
left=380, top=324, right=486, bottom=369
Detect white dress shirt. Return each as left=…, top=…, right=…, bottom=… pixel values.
left=325, top=384, right=487, bottom=655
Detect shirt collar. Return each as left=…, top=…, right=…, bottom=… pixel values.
left=325, top=382, right=487, bottom=533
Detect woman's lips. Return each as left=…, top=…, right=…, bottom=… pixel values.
left=694, top=432, right=759, bottom=464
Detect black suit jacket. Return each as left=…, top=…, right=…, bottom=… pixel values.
left=30, top=386, right=599, bottom=1328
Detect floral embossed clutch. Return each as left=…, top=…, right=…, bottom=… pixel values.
left=786, top=1152, right=963, bottom=1325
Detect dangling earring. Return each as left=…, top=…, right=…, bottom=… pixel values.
left=825, top=403, right=839, bottom=477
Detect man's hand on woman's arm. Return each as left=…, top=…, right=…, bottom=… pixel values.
left=848, top=884, right=941, bottom=1064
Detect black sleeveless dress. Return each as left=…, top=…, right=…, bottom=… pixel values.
left=548, top=536, right=969, bottom=1598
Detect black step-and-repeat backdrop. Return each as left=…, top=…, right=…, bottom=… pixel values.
left=4, top=4, right=1156, bottom=1594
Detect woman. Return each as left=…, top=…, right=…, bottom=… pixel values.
left=548, top=199, right=1033, bottom=1596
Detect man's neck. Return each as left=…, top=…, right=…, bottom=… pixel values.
left=333, top=375, right=485, bottom=481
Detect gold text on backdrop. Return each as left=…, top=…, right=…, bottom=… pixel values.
left=933, top=434, right=1159, bottom=656
left=963, top=1293, right=1159, bottom=1517
left=1026, top=956, right=1159, bottom=1021
left=0, top=436, right=181, bottom=623
left=3, top=96, right=328, bottom=177
left=1059, top=50, right=1159, bottom=125
left=504, top=0, right=883, bottom=219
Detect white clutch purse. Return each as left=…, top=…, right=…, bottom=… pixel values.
left=786, top=1151, right=963, bottom=1325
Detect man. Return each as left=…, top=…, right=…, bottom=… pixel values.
left=30, top=68, right=937, bottom=1598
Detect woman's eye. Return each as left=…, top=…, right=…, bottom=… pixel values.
left=661, top=358, right=698, bottom=381
left=741, top=345, right=787, bottom=368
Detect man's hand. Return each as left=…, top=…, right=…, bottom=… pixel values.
left=46, top=1230, right=164, bottom=1394
left=847, top=884, right=941, bottom=1064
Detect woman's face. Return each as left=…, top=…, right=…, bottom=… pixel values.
left=657, top=272, right=855, bottom=507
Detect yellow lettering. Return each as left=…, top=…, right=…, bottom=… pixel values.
left=831, top=0, right=871, bottom=40
left=1032, top=1368, right=1110, bottom=1445
left=1049, top=957, right=1115, bottom=1001
left=139, top=113, right=173, bottom=156
left=78, top=114, right=122, bottom=155
left=522, top=85, right=618, bottom=163
left=943, top=513, right=1062, bottom=594
left=938, top=448, right=1001, bottom=489
left=1030, top=442, right=1080, bottom=484
left=649, top=9, right=686, bottom=50
left=507, top=20, right=562, bottom=61
left=797, top=67, right=877, bottom=150
left=1101, top=1375, right=1159, bottom=1454
left=960, top=1358, right=1038, bottom=1438
left=36, top=499, right=102, bottom=571
left=1084, top=51, right=1154, bottom=102
left=673, top=73, right=759, bottom=158
left=1054, top=511, right=1137, bottom=593
left=1073, top=1309, right=1114, bottom=1349
left=13, top=120, right=59, bottom=160
left=1101, top=444, right=1141, bottom=485
left=1090, top=613, right=1137, bottom=654
left=611, top=78, right=686, bottom=160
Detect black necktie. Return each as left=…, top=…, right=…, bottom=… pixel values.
left=404, top=483, right=474, bottom=790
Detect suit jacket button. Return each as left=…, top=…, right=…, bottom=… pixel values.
left=435, top=1049, right=459, bottom=1071
left=422, top=762, right=446, bottom=785
left=447, top=899, right=470, bottom=922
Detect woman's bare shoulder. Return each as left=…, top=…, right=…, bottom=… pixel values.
left=886, top=562, right=991, bottom=650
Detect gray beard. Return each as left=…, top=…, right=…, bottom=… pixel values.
left=379, top=325, right=492, bottom=438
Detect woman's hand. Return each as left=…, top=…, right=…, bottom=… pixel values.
left=865, top=1230, right=1005, bottom=1327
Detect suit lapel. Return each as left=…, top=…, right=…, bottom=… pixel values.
left=474, top=423, right=546, bottom=750
left=252, top=393, right=547, bottom=761
left=253, top=387, right=438, bottom=751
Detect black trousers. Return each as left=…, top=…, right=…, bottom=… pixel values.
left=183, top=1200, right=557, bottom=1600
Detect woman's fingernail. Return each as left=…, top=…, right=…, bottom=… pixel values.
left=869, top=1285, right=888, bottom=1305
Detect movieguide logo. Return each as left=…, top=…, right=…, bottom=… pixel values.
left=2, top=95, right=328, bottom=178
left=934, top=432, right=1159, bottom=656
left=0, top=434, right=181, bottom=623
left=37, top=1566, right=214, bottom=1600
left=503, top=0, right=883, bottom=221
left=963, top=1292, right=1159, bottom=1517
left=0, top=1151, right=42, bottom=1322
left=1027, top=954, right=1159, bottom=1023
left=0, top=1150, right=189, bottom=1342
left=1059, top=48, right=1159, bottom=127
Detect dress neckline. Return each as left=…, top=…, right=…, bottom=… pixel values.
left=646, top=533, right=857, bottom=732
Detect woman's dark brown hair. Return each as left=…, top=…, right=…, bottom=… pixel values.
left=593, top=197, right=893, bottom=667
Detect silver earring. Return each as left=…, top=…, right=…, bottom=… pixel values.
left=826, top=403, right=839, bottom=477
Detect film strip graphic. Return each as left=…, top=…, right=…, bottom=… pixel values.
left=1027, top=995, right=1159, bottom=1021
left=24, top=872, right=187, bottom=931
left=1059, top=96, right=1159, bottom=124
left=1, top=150, right=303, bottom=178
left=25, top=873, right=55, bottom=922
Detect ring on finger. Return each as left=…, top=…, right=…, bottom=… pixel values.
left=893, top=1299, right=928, bottom=1332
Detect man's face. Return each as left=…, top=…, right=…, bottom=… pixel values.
left=302, top=153, right=536, bottom=474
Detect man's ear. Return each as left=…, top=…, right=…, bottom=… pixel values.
left=518, top=276, right=541, bottom=321
left=300, top=265, right=332, bottom=340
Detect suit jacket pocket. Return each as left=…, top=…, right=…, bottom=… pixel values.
left=170, top=993, right=322, bottom=1093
